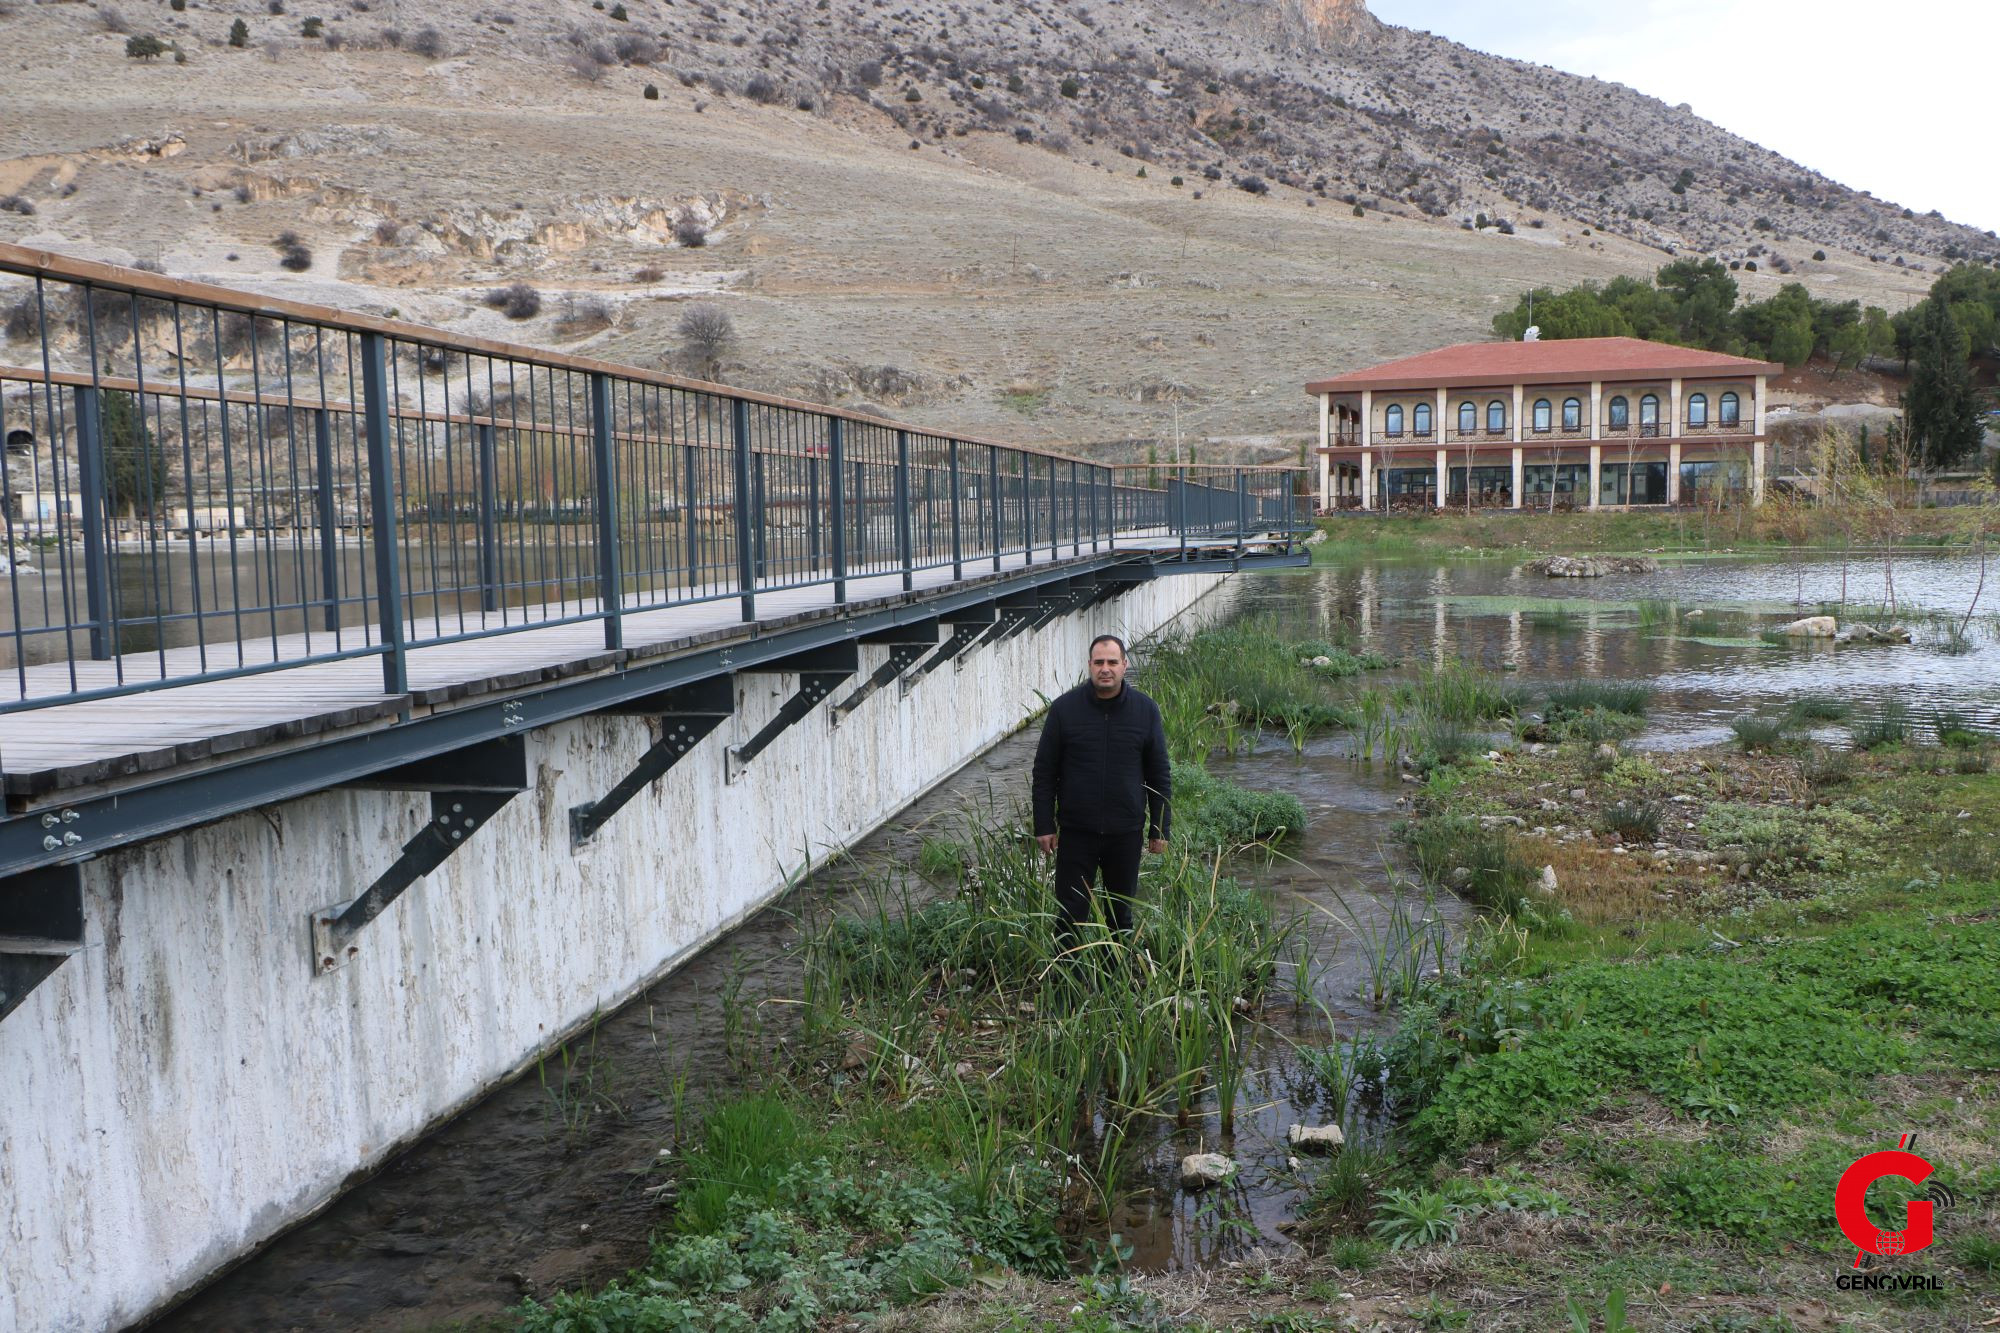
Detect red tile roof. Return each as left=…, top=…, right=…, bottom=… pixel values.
left=1305, top=337, right=1781, bottom=395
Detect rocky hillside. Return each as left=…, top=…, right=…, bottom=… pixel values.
left=0, top=0, right=1967, bottom=450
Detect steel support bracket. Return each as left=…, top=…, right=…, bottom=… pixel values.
left=569, top=681, right=736, bottom=847
left=726, top=671, right=852, bottom=781
left=0, top=862, right=85, bottom=1024
left=973, top=589, right=1044, bottom=652
left=902, top=606, right=996, bottom=694
left=830, top=622, right=940, bottom=726
left=724, top=642, right=860, bottom=781
left=310, top=787, right=520, bottom=976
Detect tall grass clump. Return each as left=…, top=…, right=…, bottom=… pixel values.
left=1729, top=713, right=1791, bottom=752
left=1787, top=694, right=1852, bottom=723
left=1404, top=814, right=1535, bottom=911
left=1542, top=681, right=1650, bottom=742
left=1850, top=697, right=1909, bottom=749
left=1137, top=619, right=1364, bottom=758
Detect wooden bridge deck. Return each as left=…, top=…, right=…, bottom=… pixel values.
left=0, top=532, right=1248, bottom=801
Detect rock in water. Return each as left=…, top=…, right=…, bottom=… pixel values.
left=1779, top=616, right=1837, bottom=638
left=1287, top=1124, right=1345, bottom=1152
left=1180, top=1152, right=1237, bottom=1189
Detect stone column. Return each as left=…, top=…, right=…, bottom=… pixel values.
left=1317, top=393, right=1331, bottom=512
left=1436, top=386, right=1448, bottom=443
left=1668, top=442, right=1682, bottom=505
left=1434, top=448, right=1447, bottom=509
left=1512, top=382, right=1524, bottom=443
left=1590, top=381, right=1602, bottom=441
left=1511, top=446, right=1524, bottom=509
left=1752, top=441, right=1766, bottom=505
left=1588, top=444, right=1603, bottom=510
left=1670, top=376, right=1682, bottom=440
left=1359, top=450, right=1373, bottom=511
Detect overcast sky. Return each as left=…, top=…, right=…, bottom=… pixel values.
left=1369, top=0, right=1998, bottom=235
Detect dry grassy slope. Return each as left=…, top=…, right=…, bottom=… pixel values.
left=0, top=0, right=1945, bottom=453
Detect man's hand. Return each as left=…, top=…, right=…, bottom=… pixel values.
left=1037, top=833, right=1058, bottom=856
left=1147, top=838, right=1168, bottom=855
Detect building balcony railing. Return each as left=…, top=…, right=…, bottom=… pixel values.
left=1329, top=419, right=1757, bottom=450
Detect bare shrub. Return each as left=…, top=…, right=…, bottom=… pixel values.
left=0, top=195, right=36, bottom=216
left=677, top=302, right=733, bottom=378
left=323, top=30, right=345, bottom=50
left=671, top=206, right=708, bottom=248
left=565, top=49, right=604, bottom=82
left=612, top=31, right=658, bottom=63
left=373, top=218, right=401, bottom=243
left=856, top=59, right=882, bottom=88
left=483, top=283, right=542, bottom=320
left=273, top=233, right=313, bottom=271
left=409, top=26, right=447, bottom=58
left=97, top=5, right=129, bottom=33
left=554, top=295, right=613, bottom=338
left=633, top=265, right=664, bottom=283
left=378, top=26, right=401, bottom=47
left=744, top=73, right=781, bottom=104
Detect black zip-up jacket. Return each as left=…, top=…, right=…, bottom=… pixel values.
left=1031, top=681, right=1172, bottom=840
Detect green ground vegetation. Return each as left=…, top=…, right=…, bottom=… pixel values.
left=1341, top=705, right=2000, bottom=1330
left=514, top=621, right=1344, bottom=1331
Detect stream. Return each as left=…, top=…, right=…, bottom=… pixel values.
left=155, top=549, right=2000, bottom=1328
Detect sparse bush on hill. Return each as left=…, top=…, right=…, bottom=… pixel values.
left=677, top=303, right=733, bottom=379
left=124, top=34, right=167, bottom=61
left=613, top=32, right=658, bottom=63
left=565, top=49, right=605, bottom=82
left=642, top=82, right=659, bottom=100
left=745, top=73, right=782, bottom=104
left=0, top=196, right=36, bottom=217
left=377, top=27, right=401, bottom=48
left=856, top=59, right=881, bottom=88
left=554, top=295, right=613, bottom=338
left=671, top=206, right=708, bottom=248
left=96, top=5, right=129, bottom=32
left=1236, top=175, right=1268, bottom=195
left=484, top=283, right=542, bottom=321
left=301, top=17, right=323, bottom=38
left=409, top=26, right=446, bottom=58
left=228, top=18, right=249, bottom=47
left=273, top=232, right=313, bottom=272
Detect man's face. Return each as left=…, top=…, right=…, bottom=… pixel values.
left=1090, top=641, right=1127, bottom=693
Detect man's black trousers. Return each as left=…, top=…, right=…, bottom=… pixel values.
left=1052, top=827, right=1142, bottom=937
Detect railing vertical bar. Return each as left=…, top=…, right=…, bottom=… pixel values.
left=731, top=396, right=755, bottom=621
left=589, top=370, right=622, bottom=651
left=314, top=409, right=341, bottom=631
left=477, top=422, right=501, bottom=615
left=987, top=446, right=1001, bottom=573
left=359, top=332, right=408, bottom=696
left=894, top=428, right=913, bottom=592
left=948, top=439, right=963, bottom=582
left=70, top=386, right=113, bottom=662
left=1176, top=465, right=1187, bottom=562
left=828, top=415, right=847, bottom=603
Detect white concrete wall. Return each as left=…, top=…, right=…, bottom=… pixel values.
left=0, top=572, right=1225, bottom=1333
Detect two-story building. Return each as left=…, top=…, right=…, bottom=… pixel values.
left=1305, top=336, right=1780, bottom=512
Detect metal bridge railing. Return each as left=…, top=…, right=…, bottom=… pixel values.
left=0, top=245, right=1303, bottom=711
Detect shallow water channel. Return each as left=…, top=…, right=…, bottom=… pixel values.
left=159, top=549, right=2000, bottom=1328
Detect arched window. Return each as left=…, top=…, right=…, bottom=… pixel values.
left=1608, top=396, right=1629, bottom=429
left=1640, top=394, right=1660, bottom=433
left=1687, top=393, right=1708, bottom=428
left=1719, top=392, right=1741, bottom=426
left=1562, top=398, right=1582, bottom=431
left=1458, top=402, right=1476, bottom=434
left=1384, top=404, right=1404, bottom=437
left=1413, top=402, right=1432, bottom=437
left=1487, top=400, right=1507, bottom=433
left=1532, top=399, right=1552, bottom=433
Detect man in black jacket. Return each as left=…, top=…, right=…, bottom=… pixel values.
left=1031, top=634, right=1171, bottom=938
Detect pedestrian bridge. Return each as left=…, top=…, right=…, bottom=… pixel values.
left=0, top=244, right=1303, bottom=1331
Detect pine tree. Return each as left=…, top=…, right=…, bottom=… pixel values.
left=1902, top=299, right=1982, bottom=471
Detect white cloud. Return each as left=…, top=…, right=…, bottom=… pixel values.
left=1371, top=0, right=1999, bottom=234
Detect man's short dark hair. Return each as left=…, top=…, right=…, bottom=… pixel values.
left=1089, top=633, right=1127, bottom=659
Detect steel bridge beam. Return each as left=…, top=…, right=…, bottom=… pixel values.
left=901, top=606, right=998, bottom=694
left=0, top=863, right=85, bottom=1024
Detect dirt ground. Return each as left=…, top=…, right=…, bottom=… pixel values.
left=0, top=4, right=1938, bottom=459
